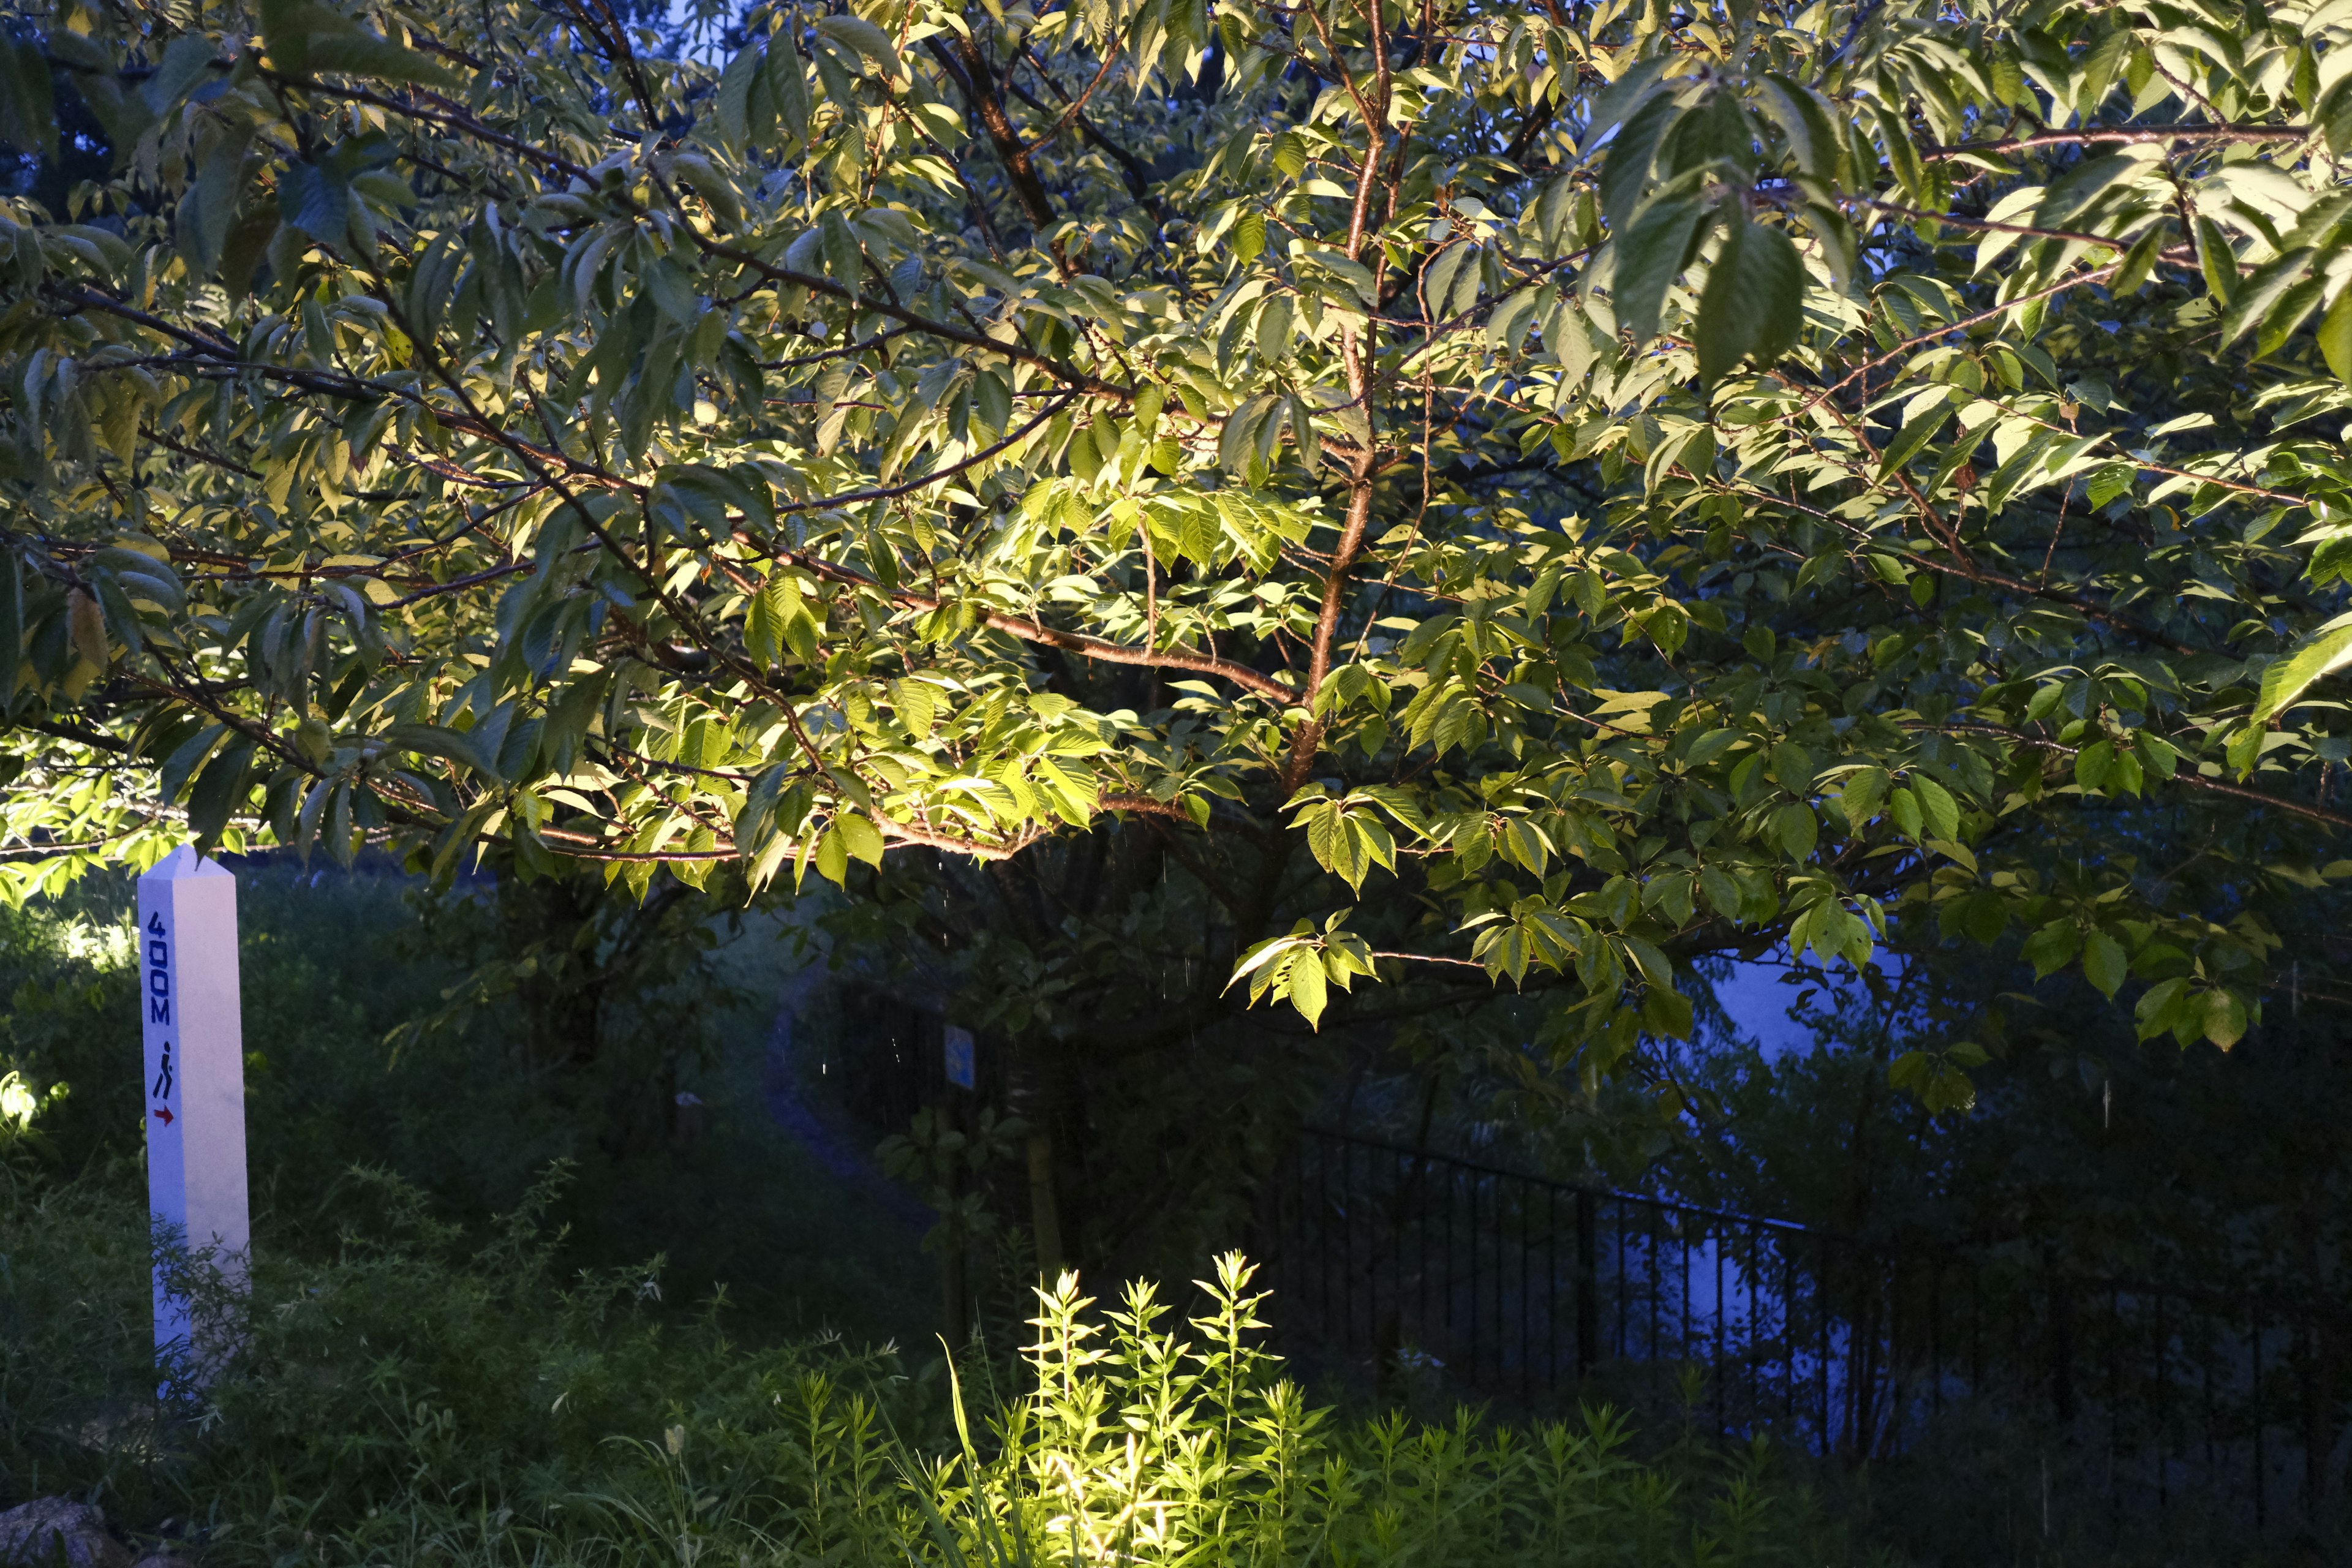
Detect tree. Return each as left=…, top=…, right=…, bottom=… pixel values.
left=1, top=0, right=2348, bottom=1117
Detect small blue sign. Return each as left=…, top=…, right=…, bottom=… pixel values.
left=944, top=1025, right=975, bottom=1090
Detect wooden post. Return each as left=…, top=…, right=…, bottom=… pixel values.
left=1027, top=1129, right=1064, bottom=1283
left=940, top=1024, right=973, bottom=1354
left=138, top=846, right=249, bottom=1376
left=1575, top=1189, right=1599, bottom=1379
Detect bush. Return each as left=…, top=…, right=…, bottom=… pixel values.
left=0, top=1167, right=1850, bottom=1567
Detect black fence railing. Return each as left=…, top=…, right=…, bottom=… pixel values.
left=1268, top=1128, right=2343, bottom=1537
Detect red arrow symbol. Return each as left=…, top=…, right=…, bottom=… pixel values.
left=153, top=1107, right=174, bottom=1126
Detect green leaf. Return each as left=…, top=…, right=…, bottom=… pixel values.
left=2320, top=73, right=2352, bottom=157
left=1694, top=214, right=1805, bottom=385
left=1583, top=56, right=1670, bottom=155
left=2074, top=24, right=2132, bottom=118
left=837, top=812, right=886, bottom=868
left=1425, top=243, right=1474, bottom=320
left=1228, top=930, right=1311, bottom=988
left=1487, top=287, right=1542, bottom=353
left=771, top=39, right=813, bottom=145
left=2196, top=216, right=2237, bottom=304
left=2319, top=285, right=2352, bottom=384
left=1875, top=401, right=1955, bottom=478
left=279, top=159, right=352, bottom=244
left=0, top=551, right=20, bottom=708
left=541, top=673, right=611, bottom=776
left=1889, top=786, right=1923, bottom=839
left=2219, top=249, right=2313, bottom=347
left=2022, top=918, right=2081, bottom=978
left=1913, top=775, right=1959, bottom=839
left=2252, top=614, right=2352, bottom=724
left=1756, top=74, right=1842, bottom=184
left=1838, top=765, right=1890, bottom=829
left=2134, top=976, right=2190, bottom=1039
left=0, top=37, right=58, bottom=159
left=67, top=588, right=107, bottom=669
left=1611, top=195, right=1709, bottom=347
left=814, top=820, right=850, bottom=885
left=1773, top=801, right=1817, bottom=860
left=2034, top=152, right=2142, bottom=229
left=2134, top=732, right=2180, bottom=780
left=892, top=677, right=938, bottom=735
left=141, top=32, right=221, bottom=118
left=2111, top=224, right=2166, bottom=296
left=1769, top=740, right=1815, bottom=795
left=260, top=0, right=458, bottom=86
left=2201, top=988, right=2248, bottom=1049
left=1286, top=949, right=1327, bottom=1028
left=1700, top=864, right=1741, bottom=919
left=2082, top=930, right=2127, bottom=998
left=1642, top=985, right=1694, bottom=1039
left=1256, top=293, right=1295, bottom=361
left=304, top=31, right=456, bottom=87
left=381, top=722, right=500, bottom=779
left=1218, top=394, right=1278, bottom=476
left=1600, top=93, right=1683, bottom=231
left=1234, top=208, right=1266, bottom=263
left=716, top=42, right=762, bottom=149
left=821, top=210, right=865, bottom=298
left=2075, top=738, right=2114, bottom=793
left=813, top=15, right=902, bottom=77
left=2085, top=462, right=2136, bottom=510
left=186, top=737, right=257, bottom=849
left=1872, top=98, right=1925, bottom=200
left=1889, top=1049, right=1977, bottom=1113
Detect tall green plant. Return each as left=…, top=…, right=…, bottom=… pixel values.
left=908, top=1256, right=1816, bottom=1566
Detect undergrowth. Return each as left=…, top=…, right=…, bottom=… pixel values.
left=0, top=869, right=933, bottom=1341
left=0, top=1164, right=1857, bottom=1567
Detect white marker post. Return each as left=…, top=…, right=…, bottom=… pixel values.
left=138, top=847, right=249, bottom=1376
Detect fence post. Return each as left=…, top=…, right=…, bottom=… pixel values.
left=1819, top=1235, right=1833, bottom=1455
left=940, top=1093, right=968, bottom=1355
left=2297, top=1313, right=2321, bottom=1519
left=2051, top=1277, right=2076, bottom=1428
left=2253, top=1298, right=2267, bottom=1536
left=1575, top=1188, right=1597, bottom=1379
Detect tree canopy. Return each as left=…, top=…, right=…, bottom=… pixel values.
left=2, top=0, right=2350, bottom=1096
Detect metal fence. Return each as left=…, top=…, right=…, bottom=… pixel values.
left=1268, top=1127, right=2343, bottom=1535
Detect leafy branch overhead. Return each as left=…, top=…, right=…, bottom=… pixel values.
left=1, top=0, right=2349, bottom=1083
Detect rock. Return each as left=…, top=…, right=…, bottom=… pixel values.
left=0, top=1500, right=134, bottom=1568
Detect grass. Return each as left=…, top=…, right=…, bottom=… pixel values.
left=0, top=1162, right=1854, bottom=1567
